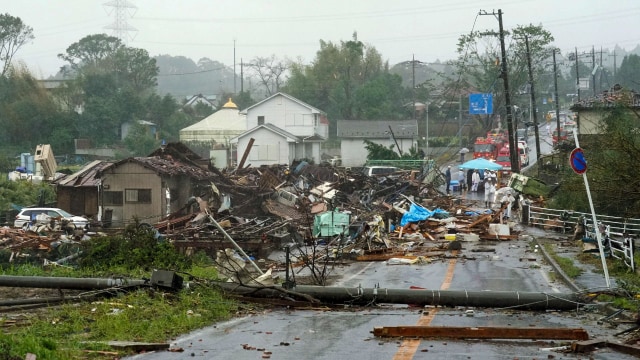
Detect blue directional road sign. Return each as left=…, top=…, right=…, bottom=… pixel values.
left=469, top=93, right=493, bottom=115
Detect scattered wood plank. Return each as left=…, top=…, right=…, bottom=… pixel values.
left=572, top=339, right=640, bottom=356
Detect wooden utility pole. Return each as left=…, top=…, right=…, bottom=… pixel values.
left=553, top=49, right=562, bottom=149
left=496, top=9, right=519, bottom=173
left=524, top=36, right=541, bottom=165
left=592, top=46, right=596, bottom=96
left=480, top=9, right=519, bottom=172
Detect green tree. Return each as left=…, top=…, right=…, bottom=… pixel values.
left=449, top=24, right=554, bottom=133
left=124, top=121, right=158, bottom=156
left=58, top=34, right=161, bottom=148
left=0, top=66, right=73, bottom=150
left=58, top=34, right=122, bottom=72
left=0, top=13, right=34, bottom=76
left=353, top=73, right=404, bottom=119
left=282, top=33, right=394, bottom=137
left=113, top=47, right=158, bottom=92
left=553, top=99, right=640, bottom=217
left=615, top=54, right=640, bottom=90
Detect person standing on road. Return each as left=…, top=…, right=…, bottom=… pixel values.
left=444, top=165, right=451, bottom=195
left=471, top=170, right=480, bottom=192
left=458, top=168, right=466, bottom=193
left=485, top=177, right=496, bottom=208
left=504, top=190, right=516, bottom=219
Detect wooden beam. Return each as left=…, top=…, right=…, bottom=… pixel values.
left=373, top=326, right=589, bottom=340
left=572, top=339, right=640, bottom=356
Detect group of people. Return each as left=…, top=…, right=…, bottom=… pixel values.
left=444, top=166, right=514, bottom=216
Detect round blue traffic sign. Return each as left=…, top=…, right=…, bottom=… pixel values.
left=570, top=148, right=587, bottom=174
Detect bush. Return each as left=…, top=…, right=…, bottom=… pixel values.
left=78, top=224, right=192, bottom=271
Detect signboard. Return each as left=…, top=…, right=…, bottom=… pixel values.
left=578, top=78, right=590, bottom=90
left=469, top=93, right=493, bottom=115
left=570, top=148, right=587, bottom=174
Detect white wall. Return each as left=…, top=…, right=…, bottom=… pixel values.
left=235, top=128, right=291, bottom=167
left=247, top=95, right=317, bottom=137
left=340, top=138, right=416, bottom=167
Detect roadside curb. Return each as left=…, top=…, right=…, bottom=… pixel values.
left=534, top=237, right=582, bottom=292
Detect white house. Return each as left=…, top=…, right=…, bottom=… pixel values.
left=337, top=120, right=418, bottom=167
left=230, top=92, right=328, bottom=167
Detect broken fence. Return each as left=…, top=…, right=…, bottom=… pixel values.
left=523, top=204, right=638, bottom=271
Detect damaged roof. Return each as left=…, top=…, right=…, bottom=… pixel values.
left=110, top=157, right=215, bottom=181
left=337, top=120, right=418, bottom=139
left=52, top=160, right=114, bottom=187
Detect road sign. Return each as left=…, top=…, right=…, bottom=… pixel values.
left=570, top=148, right=587, bottom=174
left=469, top=93, right=493, bottom=115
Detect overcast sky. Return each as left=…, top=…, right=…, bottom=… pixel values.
left=5, top=0, right=640, bottom=78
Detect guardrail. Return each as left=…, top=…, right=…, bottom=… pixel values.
left=522, top=204, right=638, bottom=271
left=365, top=159, right=434, bottom=170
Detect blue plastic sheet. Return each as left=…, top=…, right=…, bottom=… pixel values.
left=400, top=204, right=448, bottom=226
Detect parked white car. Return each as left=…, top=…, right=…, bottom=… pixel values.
left=14, top=207, right=89, bottom=229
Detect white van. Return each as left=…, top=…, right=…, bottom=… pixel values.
left=362, top=166, right=399, bottom=177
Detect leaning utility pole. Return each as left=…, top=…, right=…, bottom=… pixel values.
left=484, top=9, right=519, bottom=173
left=524, top=36, right=541, bottom=166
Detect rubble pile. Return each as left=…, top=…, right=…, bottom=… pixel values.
left=153, top=162, right=522, bottom=264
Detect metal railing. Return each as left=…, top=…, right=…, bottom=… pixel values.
left=523, top=204, right=638, bottom=271
left=365, top=159, right=434, bottom=170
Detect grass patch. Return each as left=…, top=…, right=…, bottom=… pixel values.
left=542, top=240, right=640, bottom=312
left=0, top=227, right=241, bottom=359
left=542, top=243, right=583, bottom=278
left=0, top=283, right=237, bottom=359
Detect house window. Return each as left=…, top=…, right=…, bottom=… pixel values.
left=104, top=191, right=123, bottom=206
left=125, top=189, right=152, bottom=203
left=249, top=144, right=278, bottom=161
left=258, top=116, right=265, bottom=125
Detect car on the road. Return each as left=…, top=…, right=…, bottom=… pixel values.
left=516, top=127, right=528, bottom=140
left=14, top=207, right=89, bottom=229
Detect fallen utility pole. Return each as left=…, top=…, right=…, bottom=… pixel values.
left=212, top=282, right=584, bottom=311
left=374, top=326, right=589, bottom=341
left=0, top=275, right=146, bottom=290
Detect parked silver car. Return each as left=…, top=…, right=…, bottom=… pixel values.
left=14, top=207, right=89, bottom=229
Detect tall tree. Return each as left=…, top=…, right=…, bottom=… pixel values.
left=615, top=54, right=640, bottom=90
left=58, top=34, right=122, bottom=72
left=282, top=33, right=391, bottom=137
left=247, top=55, right=289, bottom=96
left=0, top=13, right=34, bottom=77
left=449, top=24, right=554, bottom=133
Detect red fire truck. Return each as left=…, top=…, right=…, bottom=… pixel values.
left=473, top=134, right=506, bottom=160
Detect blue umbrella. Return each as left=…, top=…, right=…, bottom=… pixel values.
left=459, top=158, right=503, bottom=171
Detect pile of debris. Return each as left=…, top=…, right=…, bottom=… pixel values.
left=152, top=162, right=523, bottom=267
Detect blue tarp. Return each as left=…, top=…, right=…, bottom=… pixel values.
left=400, top=204, right=448, bottom=226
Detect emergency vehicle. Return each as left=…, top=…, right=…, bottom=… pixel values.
left=552, top=128, right=569, bottom=145
left=473, top=137, right=500, bottom=160
left=495, top=142, right=528, bottom=173
left=473, top=129, right=507, bottom=160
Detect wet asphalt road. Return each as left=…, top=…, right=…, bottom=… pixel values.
left=127, top=230, right=631, bottom=360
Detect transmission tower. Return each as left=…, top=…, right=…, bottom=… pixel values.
left=103, top=0, right=138, bottom=44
